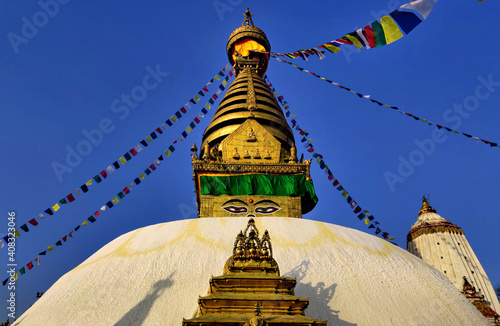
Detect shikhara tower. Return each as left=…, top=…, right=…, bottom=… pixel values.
left=407, top=196, right=500, bottom=320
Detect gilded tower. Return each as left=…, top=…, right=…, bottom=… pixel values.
left=191, top=9, right=317, bottom=219
left=407, top=196, right=500, bottom=322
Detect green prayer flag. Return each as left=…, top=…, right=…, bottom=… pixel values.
left=59, top=198, right=68, bottom=205
left=372, top=21, right=387, bottom=47
left=19, top=267, right=25, bottom=275
left=118, top=192, right=125, bottom=199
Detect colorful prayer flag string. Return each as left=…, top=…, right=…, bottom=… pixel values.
left=274, top=57, right=500, bottom=149
left=265, top=75, right=396, bottom=243
left=254, top=0, right=437, bottom=61
left=2, top=70, right=234, bottom=281
left=2, top=64, right=234, bottom=249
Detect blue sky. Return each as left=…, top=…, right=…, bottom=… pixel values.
left=1, top=0, right=499, bottom=320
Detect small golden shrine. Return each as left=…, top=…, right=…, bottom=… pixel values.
left=182, top=218, right=327, bottom=326
left=191, top=9, right=318, bottom=219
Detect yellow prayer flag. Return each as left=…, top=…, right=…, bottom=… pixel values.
left=112, top=197, right=119, bottom=204
left=140, top=173, right=146, bottom=180
left=14, top=230, right=20, bottom=238
left=345, top=34, right=363, bottom=49
left=82, top=221, right=88, bottom=226
left=342, top=191, right=348, bottom=198
left=389, top=237, right=395, bottom=241
left=164, top=150, right=171, bottom=157
left=119, top=157, right=126, bottom=164
left=214, top=75, right=220, bottom=81
left=145, top=136, right=152, bottom=143
left=186, top=126, right=192, bottom=133
left=363, top=210, right=370, bottom=215
left=453, top=130, right=460, bottom=134
left=384, top=104, right=391, bottom=108
left=52, top=203, right=60, bottom=212
left=194, top=95, right=201, bottom=102
left=14, top=273, right=18, bottom=281
left=323, top=43, right=340, bottom=53
left=85, top=180, right=93, bottom=186
left=47, top=246, right=54, bottom=251
left=420, top=119, right=427, bottom=122
left=222, top=80, right=227, bottom=86
left=170, top=115, right=177, bottom=122
left=364, top=218, right=370, bottom=225
left=205, top=103, right=211, bottom=110
left=380, top=16, right=404, bottom=44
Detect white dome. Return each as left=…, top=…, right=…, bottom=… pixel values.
left=14, top=217, right=489, bottom=326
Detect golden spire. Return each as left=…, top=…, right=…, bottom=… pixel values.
left=418, top=195, right=437, bottom=216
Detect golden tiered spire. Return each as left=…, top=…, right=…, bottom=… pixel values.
left=182, top=219, right=327, bottom=326
left=418, top=195, right=436, bottom=216
left=192, top=9, right=318, bottom=219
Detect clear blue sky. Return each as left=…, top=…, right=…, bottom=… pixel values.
left=1, top=0, right=499, bottom=320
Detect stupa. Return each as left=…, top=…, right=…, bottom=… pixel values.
left=13, top=9, right=492, bottom=326
left=407, top=196, right=500, bottom=322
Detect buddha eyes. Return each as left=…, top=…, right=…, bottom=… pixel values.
left=254, top=206, right=280, bottom=214
left=222, top=206, right=248, bottom=214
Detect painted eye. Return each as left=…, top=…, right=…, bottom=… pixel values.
left=254, top=206, right=280, bottom=214
left=222, top=206, right=248, bottom=214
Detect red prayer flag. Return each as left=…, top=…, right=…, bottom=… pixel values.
left=94, top=211, right=100, bottom=217
left=202, top=86, right=208, bottom=93
left=364, top=25, right=375, bottom=48
left=149, top=164, right=156, bottom=171
left=130, top=148, right=138, bottom=156
left=180, top=107, right=187, bottom=114
left=100, top=170, right=108, bottom=178
left=481, top=139, right=490, bottom=144
left=333, top=180, right=340, bottom=186
left=307, top=147, right=314, bottom=153
left=212, top=94, right=218, bottom=100
left=123, top=187, right=130, bottom=194
left=328, top=174, right=333, bottom=181
left=194, top=117, right=200, bottom=124
left=66, top=193, right=75, bottom=202
left=27, top=262, right=33, bottom=270
left=353, top=206, right=361, bottom=214
left=28, top=218, right=38, bottom=226
left=156, top=127, right=163, bottom=134
left=62, top=235, right=67, bottom=242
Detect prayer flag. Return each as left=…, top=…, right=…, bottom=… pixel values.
left=119, top=156, right=127, bottom=164
left=28, top=218, right=38, bottom=226
left=52, top=203, right=60, bottom=212
left=151, top=131, right=158, bottom=140
left=20, top=224, right=29, bottom=232
left=140, top=140, right=148, bottom=147
left=364, top=25, right=376, bottom=48
left=62, top=235, right=67, bottom=242
left=93, top=175, right=102, bottom=183
left=106, top=165, right=115, bottom=173
left=390, top=10, right=422, bottom=34
left=341, top=191, right=348, bottom=198
left=149, top=164, right=156, bottom=171
left=124, top=152, right=132, bottom=161
left=134, top=177, right=141, bottom=185
left=369, top=224, right=375, bottom=229
left=140, top=173, right=146, bottom=180
left=20, top=267, right=26, bottom=275
left=106, top=201, right=114, bottom=208
left=380, top=15, right=404, bottom=44
left=68, top=231, right=74, bottom=238
left=399, top=0, right=437, bottom=20
left=180, top=107, right=186, bottom=114
left=75, top=188, right=82, bottom=196
left=44, top=208, right=53, bottom=216
left=169, top=145, right=175, bottom=153
left=37, top=213, right=44, bottom=219
left=145, top=168, right=151, bottom=175
left=94, top=211, right=100, bottom=217
left=194, top=95, right=201, bottom=102
left=47, top=245, right=54, bottom=251
left=190, top=122, right=196, bottom=129
left=198, top=90, right=204, bottom=97
left=88, top=216, right=96, bottom=223
left=164, top=150, right=171, bottom=157
left=170, top=115, right=177, bottom=122
left=135, top=144, right=143, bottom=152
left=81, top=221, right=88, bottom=227
left=112, top=197, right=119, bottom=204
left=175, top=111, right=182, bottom=119
left=118, top=192, right=125, bottom=199
left=59, top=198, right=68, bottom=205
left=364, top=218, right=370, bottom=225
left=35, top=256, right=40, bottom=265
left=372, top=21, right=386, bottom=47
left=376, top=227, right=381, bottom=234
left=146, top=136, right=153, bottom=143
left=353, top=206, right=361, bottom=214
left=100, top=170, right=108, bottom=178
left=185, top=103, right=191, bottom=109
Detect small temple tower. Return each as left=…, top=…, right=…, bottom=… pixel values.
left=191, top=8, right=317, bottom=219
left=407, top=196, right=500, bottom=320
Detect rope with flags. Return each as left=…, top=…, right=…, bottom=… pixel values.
left=265, top=75, right=396, bottom=243
left=2, top=69, right=234, bottom=282
left=255, top=0, right=437, bottom=61
left=274, top=57, right=500, bottom=149
left=1, top=65, right=234, bottom=250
